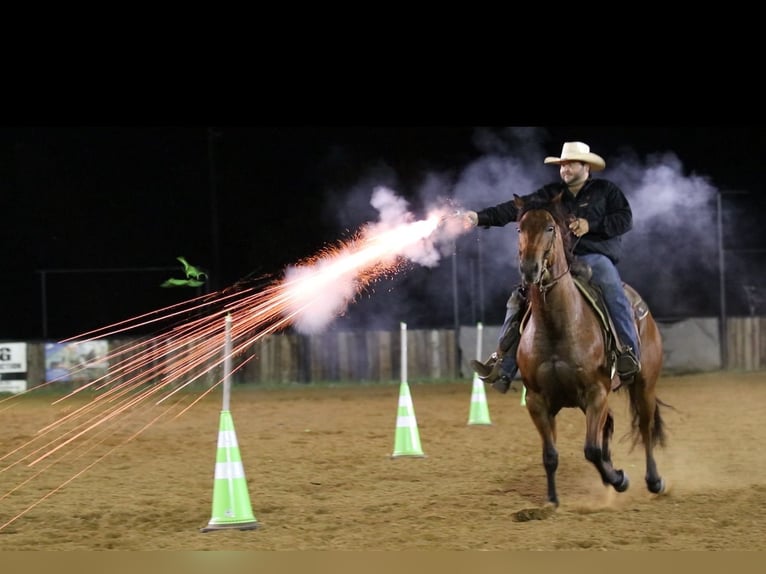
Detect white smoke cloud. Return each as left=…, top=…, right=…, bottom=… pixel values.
left=322, top=127, right=746, bottom=329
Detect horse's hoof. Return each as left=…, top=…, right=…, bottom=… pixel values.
left=647, top=477, right=665, bottom=494
left=614, top=471, right=630, bottom=493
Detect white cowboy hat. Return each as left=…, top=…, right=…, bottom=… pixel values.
left=544, top=141, right=606, bottom=172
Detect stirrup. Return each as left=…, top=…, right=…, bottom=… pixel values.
left=470, top=352, right=499, bottom=379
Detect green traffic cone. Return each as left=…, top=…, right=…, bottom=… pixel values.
left=200, top=411, right=260, bottom=532
left=520, top=384, right=527, bottom=407
left=468, top=374, right=492, bottom=425
left=391, top=381, right=425, bottom=458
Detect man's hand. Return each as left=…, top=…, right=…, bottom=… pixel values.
left=568, top=217, right=589, bottom=237
left=439, top=210, right=478, bottom=230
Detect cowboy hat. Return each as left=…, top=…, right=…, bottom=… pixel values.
left=544, top=141, right=605, bottom=172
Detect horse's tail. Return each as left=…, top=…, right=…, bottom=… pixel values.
left=627, top=389, right=674, bottom=450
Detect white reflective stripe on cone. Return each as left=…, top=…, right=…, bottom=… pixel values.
left=214, top=461, right=246, bottom=480
left=396, top=415, right=417, bottom=427
left=217, top=430, right=239, bottom=448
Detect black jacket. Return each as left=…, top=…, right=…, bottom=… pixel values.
left=475, top=178, right=632, bottom=264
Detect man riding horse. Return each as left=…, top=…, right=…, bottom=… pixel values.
left=462, top=141, right=641, bottom=392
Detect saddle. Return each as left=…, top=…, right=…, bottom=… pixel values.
left=567, top=273, right=649, bottom=385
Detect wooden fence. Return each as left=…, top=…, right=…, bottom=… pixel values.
left=237, top=329, right=457, bottom=383
left=727, top=317, right=766, bottom=371
left=14, top=317, right=766, bottom=388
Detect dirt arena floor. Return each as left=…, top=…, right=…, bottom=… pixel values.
left=1, top=370, right=765, bottom=551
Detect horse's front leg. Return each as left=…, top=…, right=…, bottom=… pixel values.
left=584, top=387, right=629, bottom=493
left=600, top=408, right=615, bottom=467
left=526, top=391, right=560, bottom=507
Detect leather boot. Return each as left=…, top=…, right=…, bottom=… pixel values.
left=616, top=346, right=640, bottom=379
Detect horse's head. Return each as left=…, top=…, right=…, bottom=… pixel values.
left=514, top=192, right=573, bottom=289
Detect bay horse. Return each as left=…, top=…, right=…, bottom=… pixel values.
left=513, top=192, right=667, bottom=508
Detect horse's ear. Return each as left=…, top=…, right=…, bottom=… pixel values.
left=512, top=194, right=525, bottom=221
left=551, top=191, right=564, bottom=204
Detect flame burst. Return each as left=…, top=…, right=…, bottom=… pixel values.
left=0, top=191, right=465, bottom=531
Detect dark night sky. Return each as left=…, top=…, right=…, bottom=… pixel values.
left=2, top=126, right=765, bottom=340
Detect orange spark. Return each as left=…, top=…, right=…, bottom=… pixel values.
left=0, top=202, right=463, bottom=532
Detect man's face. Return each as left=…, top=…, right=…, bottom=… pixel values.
left=559, top=161, right=589, bottom=186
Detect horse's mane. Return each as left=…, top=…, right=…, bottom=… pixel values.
left=514, top=192, right=575, bottom=265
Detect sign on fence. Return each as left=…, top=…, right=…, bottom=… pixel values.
left=0, top=342, right=27, bottom=394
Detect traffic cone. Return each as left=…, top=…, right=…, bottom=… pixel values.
left=391, top=381, right=425, bottom=458
left=200, top=410, right=260, bottom=532
left=520, top=384, right=527, bottom=407
left=468, top=373, right=492, bottom=425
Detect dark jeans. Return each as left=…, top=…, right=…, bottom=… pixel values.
left=579, top=253, right=640, bottom=360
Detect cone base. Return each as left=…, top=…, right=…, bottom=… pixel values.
left=200, top=520, right=260, bottom=532
left=391, top=453, right=426, bottom=458
left=468, top=421, right=492, bottom=426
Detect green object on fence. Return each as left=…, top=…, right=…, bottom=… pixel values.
left=161, top=277, right=206, bottom=288
left=177, top=256, right=207, bottom=281
left=161, top=256, right=207, bottom=288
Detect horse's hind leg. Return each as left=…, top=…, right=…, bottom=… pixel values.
left=629, top=379, right=666, bottom=494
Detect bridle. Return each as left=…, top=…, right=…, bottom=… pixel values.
left=521, top=212, right=576, bottom=297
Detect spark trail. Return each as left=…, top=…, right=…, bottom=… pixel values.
left=0, top=188, right=468, bottom=531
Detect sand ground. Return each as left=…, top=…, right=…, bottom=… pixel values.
left=1, top=371, right=765, bottom=551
